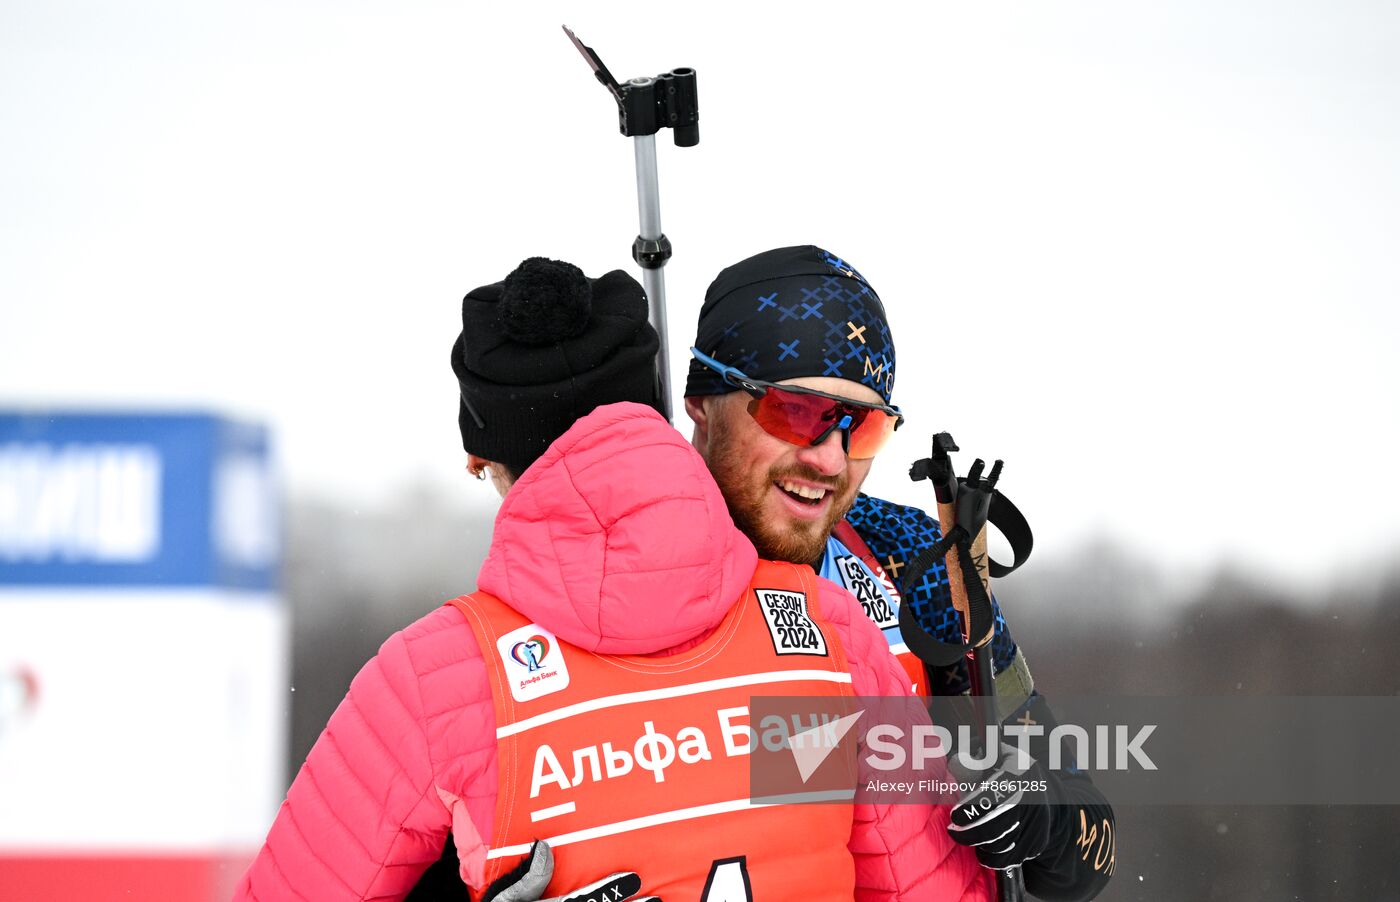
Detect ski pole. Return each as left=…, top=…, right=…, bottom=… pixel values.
left=906, top=433, right=1033, bottom=902
left=563, top=26, right=699, bottom=422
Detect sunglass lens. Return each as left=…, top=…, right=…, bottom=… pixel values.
left=749, top=386, right=898, bottom=459
left=749, top=390, right=833, bottom=447
left=846, top=411, right=898, bottom=459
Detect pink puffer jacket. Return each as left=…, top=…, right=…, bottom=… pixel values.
left=236, top=402, right=991, bottom=901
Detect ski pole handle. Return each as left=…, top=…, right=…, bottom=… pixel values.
left=935, top=503, right=994, bottom=647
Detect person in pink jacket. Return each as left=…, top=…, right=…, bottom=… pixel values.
left=236, top=258, right=991, bottom=901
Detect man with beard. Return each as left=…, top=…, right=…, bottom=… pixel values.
left=682, top=246, right=1116, bottom=901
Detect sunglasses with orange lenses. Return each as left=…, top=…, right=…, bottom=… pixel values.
left=691, top=348, right=903, bottom=460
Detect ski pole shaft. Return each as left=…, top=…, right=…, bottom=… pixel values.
left=634, top=134, right=662, bottom=238
left=910, top=434, right=1031, bottom=900
left=632, top=133, right=672, bottom=420
left=942, top=509, right=1022, bottom=899
left=968, top=641, right=1026, bottom=901
left=563, top=29, right=697, bottom=425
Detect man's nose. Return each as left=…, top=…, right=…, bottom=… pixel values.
left=793, top=428, right=848, bottom=477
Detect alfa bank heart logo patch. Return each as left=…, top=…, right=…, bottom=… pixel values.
left=510, top=635, right=550, bottom=671
left=497, top=624, right=570, bottom=702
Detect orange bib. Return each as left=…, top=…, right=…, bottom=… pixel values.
left=452, top=560, right=860, bottom=901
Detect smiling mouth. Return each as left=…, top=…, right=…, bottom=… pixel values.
left=776, top=479, right=830, bottom=506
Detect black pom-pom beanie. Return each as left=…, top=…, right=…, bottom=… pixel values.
left=450, top=257, right=662, bottom=474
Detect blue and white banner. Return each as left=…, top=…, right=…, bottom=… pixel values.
left=0, top=412, right=278, bottom=590
left=0, top=410, right=288, bottom=862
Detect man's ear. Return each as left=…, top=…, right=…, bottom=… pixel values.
left=683, top=395, right=711, bottom=453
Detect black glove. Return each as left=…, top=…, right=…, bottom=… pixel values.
left=946, top=742, right=1058, bottom=871
left=484, top=840, right=659, bottom=902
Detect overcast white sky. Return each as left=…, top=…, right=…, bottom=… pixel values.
left=2, top=1, right=1397, bottom=587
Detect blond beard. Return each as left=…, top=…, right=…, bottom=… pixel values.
left=705, top=425, right=855, bottom=567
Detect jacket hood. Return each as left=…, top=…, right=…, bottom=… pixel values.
left=477, top=402, right=758, bottom=654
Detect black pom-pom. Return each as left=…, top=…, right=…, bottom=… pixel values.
left=498, top=257, right=592, bottom=345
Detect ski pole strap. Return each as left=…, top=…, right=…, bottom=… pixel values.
left=897, top=528, right=998, bottom=667
left=985, top=490, right=1033, bottom=579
